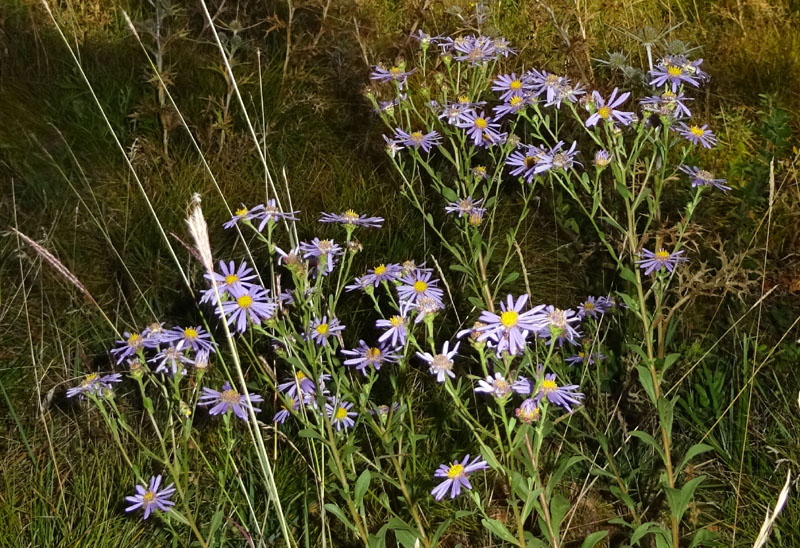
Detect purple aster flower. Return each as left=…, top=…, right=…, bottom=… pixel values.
left=223, top=204, right=265, bottom=229
left=345, top=276, right=372, bottom=292
left=593, top=150, right=613, bottom=168
left=491, top=73, right=532, bottom=101
left=309, top=316, right=345, bottom=346
left=218, top=286, right=276, bottom=334
left=396, top=270, right=444, bottom=305
left=508, top=144, right=549, bottom=182
left=376, top=314, right=407, bottom=347
left=565, top=351, right=605, bottom=366
left=410, top=29, right=442, bottom=48
left=475, top=372, right=515, bottom=398
left=536, top=141, right=582, bottom=173
left=467, top=207, right=486, bottom=226
left=393, top=128, right=441, bottom=153
left=201, top=260, right=259, bottom=304
left=649, top=55, right=704, bottom=91
left=534, top=373, right=584, bottom=412
left=124, top=475, right=176, bottom=520
left=199, top=381, right=263, bottom=421
left=274, top=395, right=300, bottom=424
left=512, top=375, right=534, bottom=395
left=277, top=370, right=318, bottom=398
left=319, top=210, right=384, bottom=228
left=416, top=341, right=459, bottom=383
left=492, top=37, right=515, bottom=57
left=456, top=111, right=504, bottom=148
left=299, top=238, right=344, bottom=275
left=474, top=294, right=547, bottom=356
left=149, top=345, right=193, bottom=376
left=256, top=199, right=299, bottom=231
left=66, top=372, right=122, bottom=399
left=445, top=196, right=484, bottom=218
left=493, top=93, right=533, bottom=118
left=110, top=332, right=144, bottom=363
left=674, top=122, right=717, bottom=148
left=678, top=165, right=731, bottom=192
left=162, top=326, right=215, bottom=354
left=585, top=88, right=635, bottom=127
left=326, top=397, right=357, bottom=431
left=515, top=398, right=541, bottom=423
left=636, top=248, right=688, bottom=275
left=341, top=341, right=398, bottom=376
left=527, top=71, right=563, bottom=103
left=536, top=306, right=582, bottom=346
left=369, top=64, right=416, bottom=88
left=452, top=35, right=497, bottom=65
left=438, top=97, right=480, bottom=125
left=640, top=90, right=693, bottom=120
left=577, top=296, right=606, bottom=319
left=361, top=263, right=402, bottom=287
left=431, top=454, right=489, bottom=500
left=597, top=295, right=625, bottom=311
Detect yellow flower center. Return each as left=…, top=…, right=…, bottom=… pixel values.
left=458, top=95, right=470, bottom=104
left=389, top=66, right=403, bottom=76
left=584, top=301, right=595, bottom=310
left=689, top=125, right=705, bottom=137
left=235, top=207, right=248, bottom=217
left=224, top=274, right=239, bottom=285
left=343, top=209, right=360, bottom=222
left=469, top=212, right=483, bottom=226
left=655, top=249, right=671, bottom=260
left=316, top=323, right=329, bottom=335
left=447, top=464, right=465, bottom=478
left=542, top=379, right=558, bottom=392
left=509, top=95, right=523, bottom=106
left=667, top=65, right=683, bottom=77
left=410, top=131, right=424, bottom=142
left=127, top=333, right=141, bottom=346
left=500, top=310, right=519, bottom=328
left=221, top=388, right=240, bottom=404
left=81, top=373, right=99, bottom=387
left=597, top=106, right=612, bottom=119
left=335, top=407, right=349, bottom=420
left=413, top=280, right=428, bottom=293
left=510, top=79, right=522, bottom=90
left=524, top=156, right=537, bottom=169
left=142, top=491, right=156, bottom=504
left=366, top=348, right=382, bottom=361
left=237, top=295, right=253, bottom=309
left=474, top=117, right=488, bottom=129
left=296, top=371, right=307, bottom=381
left=390, top=315, right=404, bottom=327
left=374, top=264, right=387, bottom=275
left=183, top=328, right=198, bottom=339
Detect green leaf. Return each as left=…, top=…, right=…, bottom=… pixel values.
left=550, top=493, right=570, bottom=538
left=665, top=476, right=706, bottom=523
left=501, top=271, right=520, bottom=287
left=482, top=518, right=520, bottom=545
left=630, top=430, right=666, bottom=463
left=609, top=484, right=636, bottom=514
left=546, top=455, right=586, bottom=499
left=298, top=428, right=324, bottom=441
left=581, top=530, right=609, bottom=548
left=615, top=180, right=633, bottom=200
left=677, top=443, right=714, bottom=475
left=636, top=365, right=658, bottom=405
left=662, top=353, right=681, bottom=376
left=631, top=521, right=661, bottom=545
left=620, top=266, right=638, bottom=283
left=324, top=503, right=357, bottom=534
left=354, top=469, right=371, bottom=507
left=387, top=518, right=419, bottom=548
left=440, top=186, right=458, bottom=202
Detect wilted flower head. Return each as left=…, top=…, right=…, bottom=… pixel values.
left=678, top=165, right=731, bottom=192
left=537, top=141, right=582, bottom=173
left=149, top=345, right=193, bottom=376
left=431, top=454, right=489, bottom=500
left=593, top=150, right=613, bottom=168
left=66, top=372, right=122, bottom=399
left=475, top=372, right=514, bottom=398
left=515, top=398, right=541, bottom=423
left=536, top=306, right=582, bottom=346
left=445, top=196, right=484, bottom=218
left=416, top=341, right=459, bottom=383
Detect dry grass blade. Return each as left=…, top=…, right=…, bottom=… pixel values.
left=11, top=227, right=98, bottom=308
left=752, top=469, right=792, bottom=548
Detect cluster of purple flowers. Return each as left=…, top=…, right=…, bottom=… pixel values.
left=223, top=199, right=299, bottom=232
left=105, top=321, right=218, bottom=380
left=273, top=371, right=359, bottom=431
left=198, top=381, right=264, bottom=421
left=200, top=260, right=277, bottom=333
